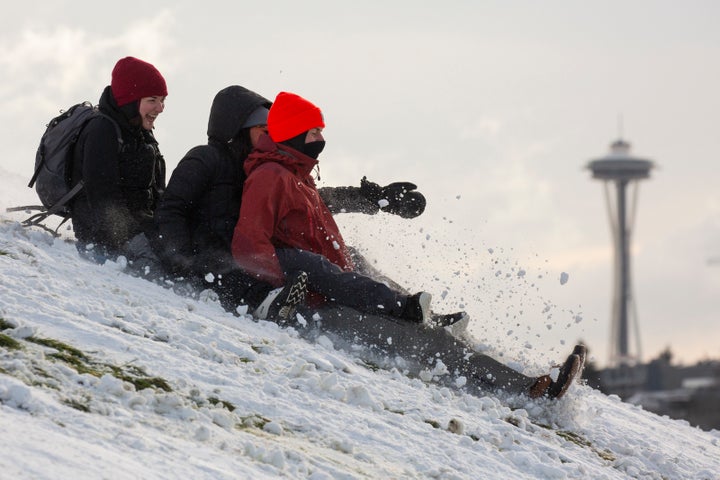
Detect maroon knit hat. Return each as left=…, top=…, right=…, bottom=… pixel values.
left=111, top=56, right=168, bottom=107
left=268, top=92, right=324, bottom=143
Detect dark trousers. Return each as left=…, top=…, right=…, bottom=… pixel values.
left=208, top=269, right=274, bottom=314
left=276, top=248, right=407, bottom=318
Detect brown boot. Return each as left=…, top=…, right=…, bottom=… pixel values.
left=529, top=375, right=553, bottom=398
left=572, top=344, right=587, bottom=373
left=547, top=353, right=582, bottom=399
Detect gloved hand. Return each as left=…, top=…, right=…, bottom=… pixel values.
left=360, top=176, right=426, bottom=218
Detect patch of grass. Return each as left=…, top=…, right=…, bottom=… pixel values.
left=424, top=419, right=441, bottom=429
left=63, top=398, right=90, bottom=413
left=0, top=249, right=9, bottom=256
left=0, top=333, right=22, bottom=350
left=0, top=318, right=15, bottom=331
left=27, top=336, right=172, bottom=392
left=126, top=375, right=172, bottom=392
left=49, top=351, right=105, bottom=376
left=557, top=430, right=616, bottom=462
left=238, top=414, right=272, bottom=430
left=28, top=337, right=87, bottom=360
left=108, top=364, right=172, bottom=392
left=208, top=396, right=236, bottom=412
left=505, top=416, right=521, bottom=427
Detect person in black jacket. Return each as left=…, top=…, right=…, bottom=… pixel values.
left=70, top=56, right=167, bottom=270
left=154, top=85, right=426, bottom=320
left=155, top=86, right=307, bottom=320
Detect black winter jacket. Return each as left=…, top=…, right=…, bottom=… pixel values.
left=155, top=140, right=246, bottom=276
left=155, top=86, right=269, bottom=277
left=70, top=86, right=165, bottom=253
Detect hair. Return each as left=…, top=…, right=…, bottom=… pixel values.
left=228, top=128, right=253, bottom=162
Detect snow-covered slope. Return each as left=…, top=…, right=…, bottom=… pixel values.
left=1, top=216, right=719, bottom=479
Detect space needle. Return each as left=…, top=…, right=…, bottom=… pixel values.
left=588, top=138, right=654, bottom=367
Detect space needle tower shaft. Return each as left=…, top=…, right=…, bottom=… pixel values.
left=588, top=139, right=654, bottom=366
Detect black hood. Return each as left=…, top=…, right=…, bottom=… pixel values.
left=207, top=85, right=271, bottom=142
left=98, top=85, right=137, bottom=133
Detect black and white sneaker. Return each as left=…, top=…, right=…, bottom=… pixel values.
left=254, top=271, right=308, bottom=321
left=431, top=311, right=470, bottom=335
left=402, top=292, right=432, bottom=323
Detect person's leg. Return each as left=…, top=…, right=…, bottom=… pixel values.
left=76, top=242, right=113, bottom=264
left=122, top=233, right=165, bottom=280
left=347, top=246, right=466, bottom=329
left=304, top=305, right=536, bottom=396
left=276, top=248, right=412, bottom=319
left=211, top=268, right=274, bottom=313
left=346, top=245, right=409, bottom=294
left=211, top=267, right=307, bottom=321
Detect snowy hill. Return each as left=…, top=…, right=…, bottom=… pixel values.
left=1, top=215, right=719, bottom=479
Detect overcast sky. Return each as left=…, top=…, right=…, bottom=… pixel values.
left=1, top=0, right=718, bottom=367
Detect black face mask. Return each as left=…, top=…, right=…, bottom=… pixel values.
left=302, top=140, right=325, bottom=159
left=282, top=132, right=307, bottom=152
left=282, top=132, right=325, bottom=159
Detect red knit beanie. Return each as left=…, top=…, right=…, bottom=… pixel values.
left=111, top=56, right=168, bottom=107
left=268, top=92, right=325, bottom=143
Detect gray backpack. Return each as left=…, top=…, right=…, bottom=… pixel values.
left=8, top=102, right=122, bottom=234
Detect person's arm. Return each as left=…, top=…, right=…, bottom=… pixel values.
left=319, top=177, right=426, bottom=218
left=318, top=185, right=377, bottom=215
left=231, top=163, right=288, bottom=286
left=154, top=151, right=213, bottom=275
left=81, top=119, right=137, bottom=250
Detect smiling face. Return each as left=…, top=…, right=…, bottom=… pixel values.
left=138, top=96, right=165, bottom=130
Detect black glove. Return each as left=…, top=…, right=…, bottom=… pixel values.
left=360, top=176, right=426, bottom=218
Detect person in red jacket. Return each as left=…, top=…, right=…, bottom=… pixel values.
left=232, top=91, right=447, bottom=323
left=231, top=92, right=588, bottom=400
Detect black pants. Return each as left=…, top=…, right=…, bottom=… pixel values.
left=276, top=248, right=407, bottom=318
left=209, top=268, right=275, bottom=314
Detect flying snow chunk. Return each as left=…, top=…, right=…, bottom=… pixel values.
left=560, top=272, right=569, bottom=285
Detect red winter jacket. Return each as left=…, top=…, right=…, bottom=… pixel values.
left=231, top=134, right=354, bottom=286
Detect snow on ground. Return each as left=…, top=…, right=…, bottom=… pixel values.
left=1, top=211, right=719, bottom=479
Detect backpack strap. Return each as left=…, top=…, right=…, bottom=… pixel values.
left=10, top=180, right=85, bottom=236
